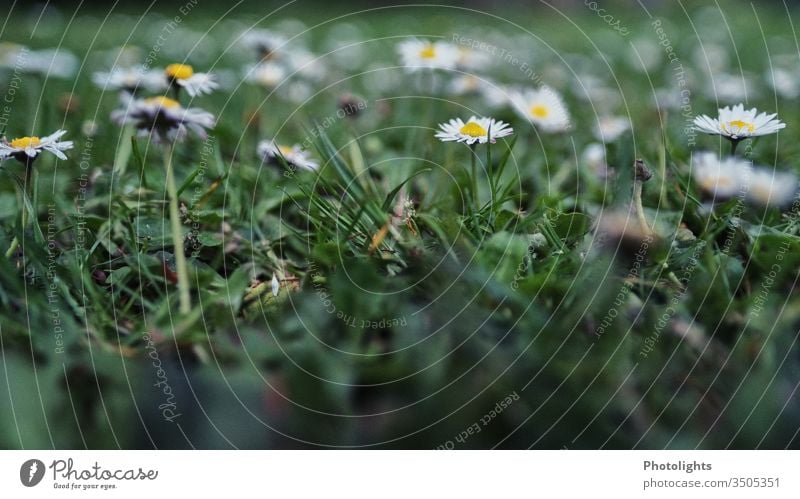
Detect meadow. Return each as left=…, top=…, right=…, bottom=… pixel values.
left=0, top=0, right=799, bottom=449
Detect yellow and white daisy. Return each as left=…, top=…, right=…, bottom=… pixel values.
left=691, top=151, right=749, bottom=199
left=0, top=130, right=73, bottom=162
left=594, top=116, right=630, bottom=143
left=92, top=65, right=167, bottom=93
left=693, top=104, right=785, bottom=140
left=164, top=63, right=218, bottom=97
left=510, top=86, right=571, bottom=133
left=397, top=38, right=459, bottom=72
left=746, top=167, right=798, bottom=207
left=435, top=116, right=514, bottom=145
left=111, top=96, right=215, bottom=144
left=258, top=140, right=319, bottom=172
left=243, top=62, right=287, bottom=88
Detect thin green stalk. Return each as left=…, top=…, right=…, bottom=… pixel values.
left=112, top=124, right=135, bottom=182
left=164, top=144, right=191, bottom=314
left=730, top=139, right=739, bottom=156
left=470, top=144, right=479, bottom=213
left=487, top=141, right=496, bottom=226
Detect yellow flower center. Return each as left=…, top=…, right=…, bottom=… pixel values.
left=278, top=145, right=294, bottom=156
left=165, top=63, right=194, bottom=80
left=530, top=105, right=549, bottom=118
left=144, top=96, right=181, bottom=109
left=10, top=136, right=40, bottom=148
left=722, top=120, right=755, bottom=133
left=419, top=45, right=436, bottom=59
left=459, top=121, right=488, bottom=138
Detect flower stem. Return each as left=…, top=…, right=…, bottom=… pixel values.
left=632, top=159, right=653, bottom=236
left=164, top=144, right=191, bottom=314
left=112, top=124, right=135, bottom=182
left=5, top=161, right=34, bottom=258
left=730, top=139, right=739, bottom=156
left=470, top=145, right=479, bottom=212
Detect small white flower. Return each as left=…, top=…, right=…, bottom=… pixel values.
left=448, top=74, right=483, bottom=95
left=0, top=130, right=73, bottom=161
left=510, top=86, right=571, bottom=133
left=746, top=167, right=798, bottom=207
left=240, top=29, right=287, bottom=61
left=435, top=116, right=514, bottom=145
left=258, top=140, right=319, bottom=172
left=271, top=274, right=280, bottom=297
left=112, top=96, right=215, bottom=144
left=456, top=46, right=491, bottom=70
left=694, top=104, right=785, bottom=140
left=397, top=38, right=459, bottom=71
left=244, top=62, right=287, bottom=88
left=594, top=116, right=630, bottom=143
left=706, top=73, right=754, bottom=101
left=92, top=65, right=167, bottom=93
left=766, top=67, right=800, bottom=99
left=17, top=49, right=80, bottom=78
left=164, top=64, right=218, bottom=97
left=691, top=151, right=749, bottom=199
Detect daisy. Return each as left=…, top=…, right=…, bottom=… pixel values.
left=164, top=63, right=218, bottom=97
left=111, top=96, right=215, bottom=144
left=691, top=151, right=749, bottom=200
left=582, top=142, right=614, bottom=179
left=594, top=116, right=630, bottom=143
left=435, top=116, right=514, bottom=145
left=258, top=140, right=319, bottom=172
left=240, top=29, right=287, bottom=61
left=0, top=130, right=73, bottom=163
left=21, top=48, right=78, bottom=79
left=510, top=86, right=571, bottom=133
left=456, top=46, right=491, bottom=70
left=693, top=104, right=785, bottom=147
left=92, top=65, right=167, bottom=93
left=244, top=62, right=287, bottom=88
left=397, top=38, right=459, bottom=71
left=746, top=167, right=797, bottom=207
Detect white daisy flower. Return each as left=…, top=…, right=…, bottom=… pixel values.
left=594, top=116, right=630, bottom=143
left=0, top=130, right=73, bottom=162
left=435, top=116, right=514, bottom=145
left=582, top=142, right=613, bottom=179
left=693, top=104, right=785, bottom=140
left=271, top=274, right=280, bottom=297
left=92, top=65, right=167, bottom=93
left=746, top=167, right=798, bottom=207
left=397, top=38, right=459, bottom=72
left=111, top=96, right=215, bottom=144
left=510, top=86, right=571, bottom=133
left=258, top=140, right=319, bottom=172
left=240, top=29, right=287, bottom=61
left=244, top=62, right=287, bottom=88
left=691, top=151, right=749, bottom=199
left=164, top=63, right=218, bottom=97
left=18, top=48, right=79, bottom=78
left=706, top=73, right=754, bottom=101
